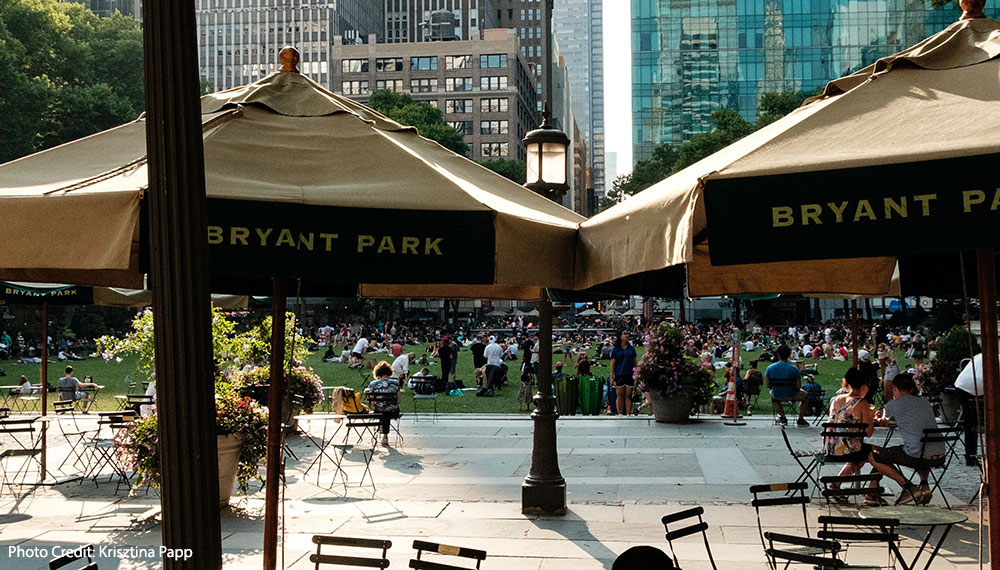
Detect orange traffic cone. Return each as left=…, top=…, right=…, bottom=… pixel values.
left=721, top=378, right=741, bottom=419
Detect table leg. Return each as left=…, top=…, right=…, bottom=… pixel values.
left=920, top=525, right=952, bottom=570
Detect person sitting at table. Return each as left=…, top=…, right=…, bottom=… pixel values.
left=58, top=365, right=98, bottom=412
left=365, top=361, right=401, bottom=448
left=824, top=367, right=880, bottom=504
left=868, top=372, right=945, bottom=505
left=14, top=374, right=38, bottom=395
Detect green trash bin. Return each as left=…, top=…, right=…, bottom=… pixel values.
left=555, top=376, right=580, bottom=416
left=578, top=375, right=603, bottom=416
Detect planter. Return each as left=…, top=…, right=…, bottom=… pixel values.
left=937, top=390, right=962, bottom=424
left=651, top=392, right=692, bottom=423
left=217, top=434, right=242, bottom=506
left=283, top=399, right=302, bottom=433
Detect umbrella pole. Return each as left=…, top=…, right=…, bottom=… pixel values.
left=851, top=300, right=859, bottom=368
left=40, top=301, right=48, bottom=478
left=522, top=293, right=566, bottom=514
left=975, top=249, right=1000, bottom=567
left=263, top=277, right=288, bottom=570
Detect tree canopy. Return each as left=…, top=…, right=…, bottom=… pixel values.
left=367, top=89, right=470, bottom=157
left=480, top=158, right=526, bottom=184
left=0, top=0, right=144, bottom=163
left=602, top=91, right=807, bottom=210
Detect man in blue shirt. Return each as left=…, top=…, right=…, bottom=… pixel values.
left=765, top=345, right=809, bottom=426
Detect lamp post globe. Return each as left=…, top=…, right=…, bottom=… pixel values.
left=523, top=106, right=570, bottom=200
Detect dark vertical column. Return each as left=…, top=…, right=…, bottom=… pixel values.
left=522, top=294, right=566, bottom=514
left=975, top=249, right=999, bottom=567
left=851, top=300, right=859, bottom=368
left=40, top=302, right=48, bottom=476
left=142, top=0, right=221, bottom=567
left=263, top=279, right=288, bottom=570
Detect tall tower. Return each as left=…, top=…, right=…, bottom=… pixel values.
left=552, top=0, right=604, bottom=194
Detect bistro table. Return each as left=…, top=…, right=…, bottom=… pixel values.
left=293, top=414, right=347, bottom=485
left=0, top=386, right=22, bottom=409
left=859, top=505, right=967, bottom=570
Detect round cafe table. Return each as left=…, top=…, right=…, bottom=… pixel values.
left=859, top=505, right=967, bottom=570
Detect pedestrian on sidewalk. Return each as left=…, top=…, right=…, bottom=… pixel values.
left=610, top=330, right=638, bottom=416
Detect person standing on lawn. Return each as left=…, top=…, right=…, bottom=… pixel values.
left=610, top=330, right=638, bottom=416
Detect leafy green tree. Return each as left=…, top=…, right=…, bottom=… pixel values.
left=480, top=158, right=526, bottom=184
left=601, top=91, right=806, bottom=211
left=367, top=89, right=470, bottom=156
left=0, top=0, right=144, bottom=162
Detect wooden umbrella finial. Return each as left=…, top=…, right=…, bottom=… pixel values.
left=960, top=0, right=986, bottom=20
left=278, top=46, right=300, bottom=72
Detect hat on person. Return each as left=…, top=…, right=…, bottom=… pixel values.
left=489, top=335, right=496, bottom=343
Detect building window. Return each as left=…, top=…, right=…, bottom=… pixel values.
left=445, top=77, right=473, bottom=92
left=341, top=80, right=369, bottom=95
left=446, top=99, right=474, bottom=114
left=375, top=79, right=405, bottom=92
left=445, top=55, right=473, bottom=69
left=341, top=59, right=368, bottom=73
left=448, top=120, right=473, bottom=135
left=410, top=56, right=438, bottom=71
left=480, top=54, right=508, bottom=69
left=480, top=76, right=508, bottom=90
left=375, top=57, right=403, bottom=72
left=480, top=97, right=509, bottom=113
left=480, top=142, right=509, bottom=158
left=480, top=120, right=508, bottom=135
left=410, top=78, right=438, bottom=93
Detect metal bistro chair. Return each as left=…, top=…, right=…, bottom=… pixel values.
left=410, top=540, right=487, bottom=570
left=901, top=426, right=961, bottom=508
left=661, top=506, right=718, bottom=570
left=53, top=401, right=96, bottom=473
left=749, top=482, right=812, bottom=569
left=817, top=515, right=901, bottom=570
left=820, top=474, right=887, bottom=509
left=309, top=535, right=390, bottom=569
left=780, top=427, right=822, bottom=490
left=0, top=416, right=43, bottom=495
left=764, top=532, right=850, bottom=570
left=82, top=412, right=136, bottom=493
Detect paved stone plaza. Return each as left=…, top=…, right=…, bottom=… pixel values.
left=0, top=415, right=989, bottom=569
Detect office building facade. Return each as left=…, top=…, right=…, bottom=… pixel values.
left=195, top=0, right=383, bottom=92
left=384, top=0, right=499, bottom=42
left=331, top=28, right=539, bottom=162
left=494, top=0, right=545, bottom=110
left=631, top=0, right=1000, bottom=162
left=552, top=0, right=604, bottom=193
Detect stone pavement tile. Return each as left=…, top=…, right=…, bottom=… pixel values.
left=525, top=520, right=662, bottom=543
left=564, top=484, right=620, bottom=502
left=695, top=448, right=757, bottom=485
left=608, top=454, right=701, bottom=477
left=540, top=504, right=623, bottom=523
left=537, top=558, right=606, bottom=570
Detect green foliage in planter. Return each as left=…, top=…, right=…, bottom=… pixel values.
left=634, top=323, right=716, bottom=408
left=915, top=325, right=980, bottom=398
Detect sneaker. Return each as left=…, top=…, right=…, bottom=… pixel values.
left=484, top=389, right=494, bottom=397
left=916, top=483, right=932, bottom=505
left=777, top=416, right=788, bottom=426
left=895, top=483, right=920, bottom=505
left=796, top=418, right=809, bottom=427
left=380, top=437, right=390, bottom=447
left=864, top=495, right=889, bottom=507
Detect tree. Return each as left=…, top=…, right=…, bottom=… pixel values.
left=601, top=91, right=807, bottom=211
left=0, top=0, right=144, bottom=162
left=367, top=89, right=470, bottom=156
left=480, top=158, right=526, bottom=184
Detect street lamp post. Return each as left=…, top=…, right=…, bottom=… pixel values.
left=521, top=0, right=568, bottom=516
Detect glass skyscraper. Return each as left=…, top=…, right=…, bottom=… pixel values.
left=632, top=0, right=1000, bottom=162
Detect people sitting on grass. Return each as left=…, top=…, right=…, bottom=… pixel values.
left=824, top=367, right=880, bottom=505
left=765, top=345, right=809, bottom=426
left=868, top=373, right=945, bottom=505
left=58, top=365, right=98, bottom=412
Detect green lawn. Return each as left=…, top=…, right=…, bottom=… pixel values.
left=1, top=346, right=912, bottom=415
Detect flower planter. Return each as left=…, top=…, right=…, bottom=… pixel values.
left=217, top=434, right=242, bottom=506
left=651, top=393, right=692, bottom=423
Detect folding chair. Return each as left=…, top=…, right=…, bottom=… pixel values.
left=808, top=388, right=831, bottom=426
left=763, top=532, right=852, bottom=569
left=820, top=474, right=887, bottom=508
left=327, top=443, right=376, bottom=492
left=410, top=540, right=487, bottom=570
left=412, top=392, right=438, bottom=423
left=818, top=422, right=870, bottom=477
left=661, top=506, right=718, bottom=570
left=53, top=401, right=96, bottom=473
left=770, top=379, right=803, bottom=425
left=125, top=394, right=155, bottom=415
left=780, top=427, right=821, bottom=490
left=309, top=535, right=390, bottom=569
left=344, top=414, right=382, bottom=445
left=901, top=427, right=960, bottom=508
left=49, top=544, right=97, bottom=569
left=818, top=515, right=901, bottom=570
left=750, top=482, right=812, bottom=568
left=0, top=417, right=43, bottom=495
left=745, top=376, right=763, bottom=409
left=82, top=412, right=135, bottom=493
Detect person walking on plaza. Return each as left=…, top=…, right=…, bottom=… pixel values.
left=765, top=345, right=809, bottom=426
left=869, top=373, right=945, bottom=504
left=610, top=330, right=638, bottom=416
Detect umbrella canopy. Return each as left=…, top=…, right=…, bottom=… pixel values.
left=577, top=309, right=601, bottom=316
left=0, top=282, right=249, bottom=309
left=602, top=308, right=620, bottom=316
left=0, top=70, right=583, bottom=298
left=622, top=308, right=643, bottom=316
left=703, top=17, right=1000, bottom=268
